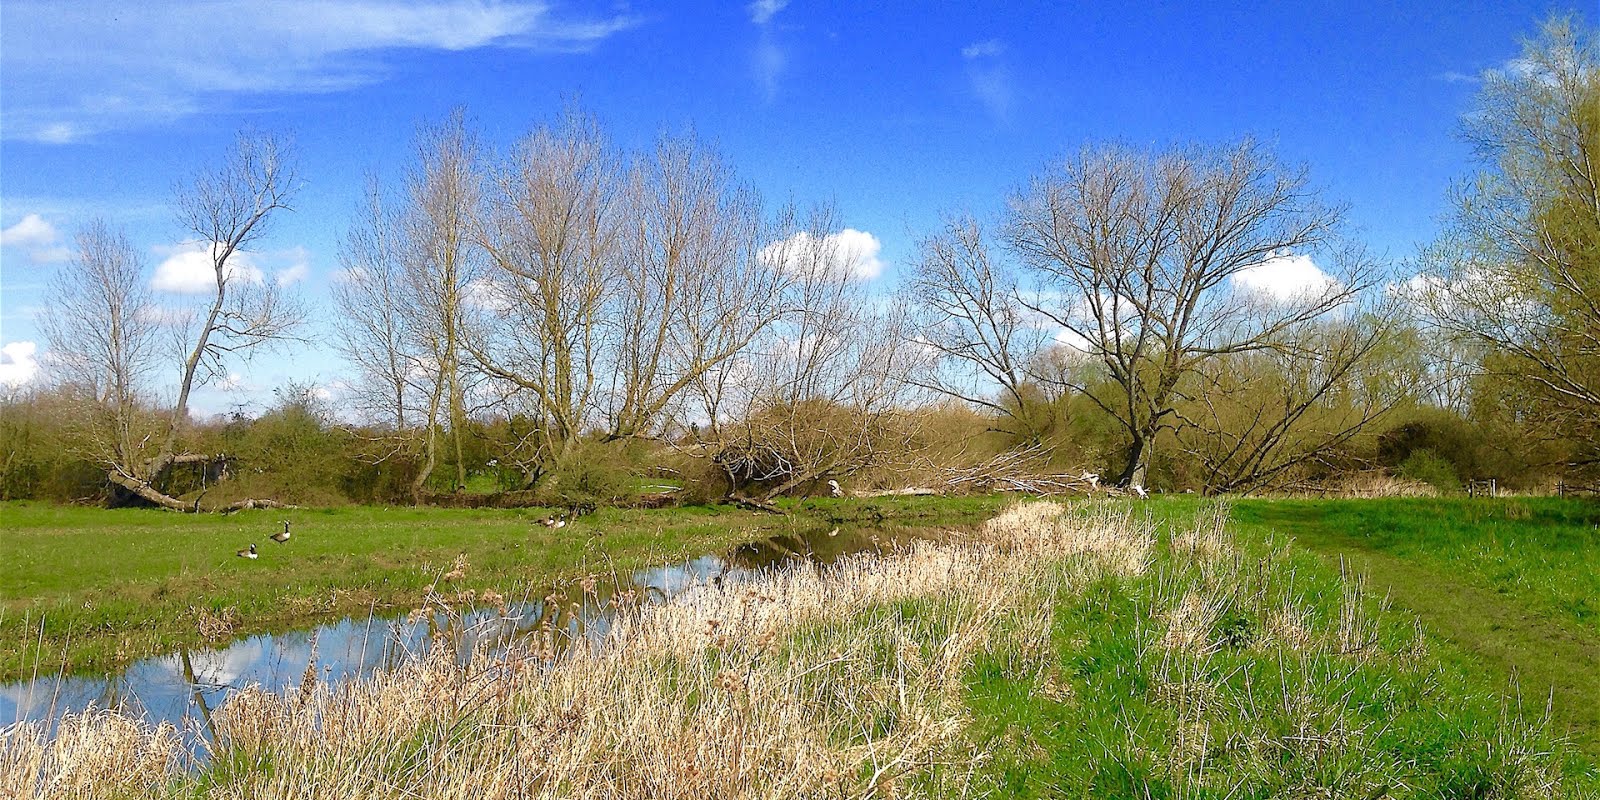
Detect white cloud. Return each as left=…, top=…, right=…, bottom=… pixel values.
left=0, top=341, right=40, bottom=388
left=1232, top=252, right=1335, bottom=301
left=1, top=1, right=639, bottom=142
left=464, top=277, right=517, bottom=312
left=0, top=213, right=73, bottom=264
left=748, top=0, right=789, bottom=25
left=761, top=228, right=886, bottom=281
left=150, top=241, right=264, bottom=294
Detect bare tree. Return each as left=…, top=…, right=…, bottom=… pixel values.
left=1007, top=139, right=1373, bottom=487
left=64, top=132, right=304, bottom=510
left=333, top=175, right=421, bottom=430
left=41, top=221, right=163, bottom=480
left=470, top=109, right=619, bottom=478
left=1417, top=17, right=1600, bottom=465
left=699, top=209, right=918, bottom=505
left=606, top=132, right=785, bottom=441
left=904, top=215, right=1053, bottom=440
left=401, top=112, right=482, bottom=497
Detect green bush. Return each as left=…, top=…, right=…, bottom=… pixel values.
left=1397, top=448, right=1460, bottom=493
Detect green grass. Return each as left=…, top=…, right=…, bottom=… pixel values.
left=1229, top=496, right=1600, bottom=758
left=0, top=494, right=1005, bottom=681
left=949, top=501, right=1600, bottom=796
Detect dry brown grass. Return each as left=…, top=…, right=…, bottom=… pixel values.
left=0, top=501, right=1154, bottom=799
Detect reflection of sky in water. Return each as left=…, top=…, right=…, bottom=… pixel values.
left=0, top=554, right=740, bottom=738
left=1, top=526, right=906, bottom=747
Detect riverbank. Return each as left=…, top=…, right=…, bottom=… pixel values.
left=0, top=495, right=1007, bottom=680
left=4, top=500, right=1594, bottom=798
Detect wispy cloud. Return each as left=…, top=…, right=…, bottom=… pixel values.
left=748, top=0, right=789, bottom=101
left=747, top=0, right=789, bottom=25
left=961, top=38, right=1012, bottom=121
left=0, top=1, right=639, bottom=142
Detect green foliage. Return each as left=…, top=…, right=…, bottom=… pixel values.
left=1397, top=448, right=1460, bottom=493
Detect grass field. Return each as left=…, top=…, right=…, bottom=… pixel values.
left=7, top=499, right=1596, bottom=798
left=1230, top=496, right=1600, bottom=757
left=0, top=495, right=1006, bottom=681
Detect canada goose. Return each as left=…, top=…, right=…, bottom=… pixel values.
left=270, top=520, right=291, bottom=543
left=539, top=513, right=568, bottom=529
left=236, top=544, right=258, bottom=559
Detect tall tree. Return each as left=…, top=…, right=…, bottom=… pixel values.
left=41, top=221, right=162, bottom=482
left=1417, top=17, right=1600, bottom=469
left=51, top=132, right=303, bottom=510
left=1007, top=139, right=1373, bottom=487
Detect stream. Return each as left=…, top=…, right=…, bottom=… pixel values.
left=0, top=523, right=933, bottom=749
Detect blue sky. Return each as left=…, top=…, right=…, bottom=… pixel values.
left=0, top=1, right=1572, bottom=416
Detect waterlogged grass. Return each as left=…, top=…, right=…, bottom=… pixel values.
left=0, top=495, right=1005, bottom=680
left=3, top=500, right=1596, bottom=798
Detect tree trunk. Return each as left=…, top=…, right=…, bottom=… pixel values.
left=1115, top=435, right=1150, bottom=488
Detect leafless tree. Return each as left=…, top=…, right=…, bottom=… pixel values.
left=41, top=221, right=163, bottom=478
left=605, top=133, right=785, bottom=442
left=904, top=215, right=1053, bottom=439
left=333, top=176, right=422, bottom=430
left=698, top=209, right=918, bottom=505
left=63, top=132, right=304, bottom=510
left=1007, top=139, right=1374, bottom=487
left=469, top=109, right=619, bottom=477
left=400, top=112, right=482, bottom=497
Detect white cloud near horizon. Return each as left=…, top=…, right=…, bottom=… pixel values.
left=1, top=214, right=73, bottom=264
left=0, top=341, right=41, bottom=388
left=0, top=1, right=639, bottom=142
left=1232, top=252, right=1336, bottom=301
left=761, top=228, right=886, bottom=281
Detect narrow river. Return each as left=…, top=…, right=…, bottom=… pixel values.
left=0, top=523, right=935, bottom=749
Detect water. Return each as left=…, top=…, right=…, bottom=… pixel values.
left=0, top=523, right=928, bottom=745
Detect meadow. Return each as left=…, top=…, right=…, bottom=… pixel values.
left=4, top=498, right=1597, bottom=798
left=1230, top=496, right=1600, bottom=757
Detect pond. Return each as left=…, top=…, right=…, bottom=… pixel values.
left=0, top=523, right=935, bottom=750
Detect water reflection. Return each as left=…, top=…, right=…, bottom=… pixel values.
left=0, top=523, right=923, bottom=745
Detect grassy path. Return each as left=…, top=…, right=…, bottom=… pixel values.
left=1233, top=499, right=1600, bottom=757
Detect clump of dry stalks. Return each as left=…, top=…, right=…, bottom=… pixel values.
left=0, top=502, right=1153, bottom=799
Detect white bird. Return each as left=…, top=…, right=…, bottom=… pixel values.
left=1130, top=484, right=1149, bottom=499
left=1079, top=471, right=1100, bottom=489
left=236, top=544, right=258, bottom=559
left=827, top=479, right=844, bottom=498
